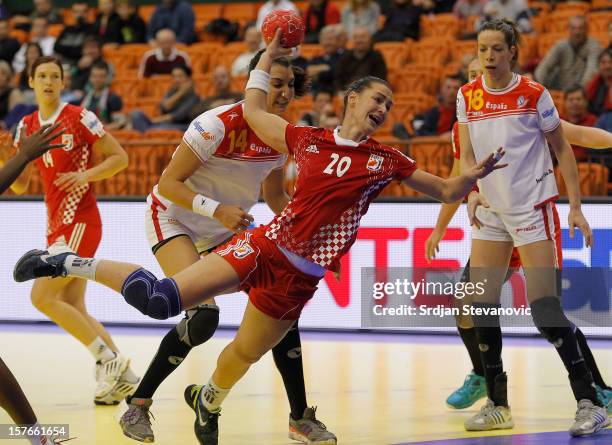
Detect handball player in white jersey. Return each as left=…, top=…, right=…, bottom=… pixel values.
left=13, top=31, right=506, bottom=444
left=119, top=52, right=337, bottom=444
left=455, top=20, right=609, bottom=436
left=426, top=57, right=612, bottom=414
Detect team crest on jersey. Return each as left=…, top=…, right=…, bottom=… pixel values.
left=233, top=243, right=254, bottom=259
left=517, top=95, right=526, bottom=108
left=228, top=112, right=239, bottom=120
left=62, top=134, right=74, bottom=151
left=367, top=154, right=384, bottom=172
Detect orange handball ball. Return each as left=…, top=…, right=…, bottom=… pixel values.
left=261, top=9, right=305, bottom=48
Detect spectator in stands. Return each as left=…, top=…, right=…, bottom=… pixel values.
left=305, top=0, right=341, bottom=44
left=139, top=29, right=190, bottom=78
left=231, top=26, right=262, bottom=77
left=92, top=0, right=122, bottom=44
left=586, top=47, right=612, bottom=117
left=0, top=19, right=20, bottom=65
left=13, top=17, right=56, bottom=74
left=535, top=16, right=601, bottom=91
left=480, top=0, right=531, bottom=33
left=71, top=36, right=112, bottom=93
left=335, top=26, right=387, bottom=91
left=54, top=1, right=93, bottom=65
left=115, top=0, right=147, bottom=44
left=561, top=86, right=597, bottom=161
left=307, top=25, right=344, bottom=92
left=17, top=43, right=42, bottom=104
left=413, top=74, right=462, bottom=138
left=341, top=0, right=380, bottom=38
left=130, top=64, right=199, bottom=132
left=374, top=0, right=423, bottom=42
left=12, top=0, right=63, bottom=30
left=335, top=23, right=349, bottom=49
left=299, top=89, right=337, bottom=127
left=452, top=0, right=487, bottom=19
left=256, top=0, right=300, bottom=31
left=81, top=61, right=124, bottom=130
left=190, top=66, right=243, bottom=118
left=60, top=63, right=82, bottom=104
left=0, top=61, right=24, bottom=127
left=147, top=0, right=195, bottom=45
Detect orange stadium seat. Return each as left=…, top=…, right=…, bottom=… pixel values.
left=9, top=29, right=28, bottom=44
left=420, top=14, right=461, bottom=39
left=299, top=44, right=324, bottom=60
left=518, top=33, right=538, bottom=66
left=409, top=141, right=453, bottom=174
left=554, top=1, right=591, bottom=15
left=530, top=13, right=547, bottom=34
left=374, top=42, right=410, bottom=70
left=556, top=163, right=610, bottom=196
left=222, top=3, right=258, bottom=26
left=463, top=15, right=481, bottom=35
left=215, top=42, right=248, bottom=70
left=46, top=23, right=64, bottom=38
left=549, top=90, right=565, bottom=116
left=528, top=1, right=552, bottom=14
left=409, top=38, right=451, bottom=65
left=390, top=65, right=441, bottom=96
left=450, top=40, right=476, bottom=63
left=138, top=4, right=156, bottom=24
left=193, top=3, right=223, bottom=29
left=545, top=11, right=581, bottom=33
left=587, top=11, right=612, bottom=33
left=538, top=32, right=566, bottom=58
left=394, top=93, right=437, bottom=114
left=591, top=0, right=612, bottom=10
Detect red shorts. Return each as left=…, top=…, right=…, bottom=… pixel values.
left=214, top=228, right=321, bottom=320
left=47, top=221, right=102, bottom=257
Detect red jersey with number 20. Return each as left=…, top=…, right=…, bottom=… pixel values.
left=265, top=125, right=417, bottom=270
left=15, top=103, right=105, bottom=235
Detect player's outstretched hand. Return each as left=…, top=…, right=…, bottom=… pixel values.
left=568, top=207, right=593, bottom=247
left=264, top=30, right=294, bottom=60
left=425, top=229, right=445, bottom=262
left=19, top=122, right=65, bottom=162
left=214, top=204, right=254, bottom=234
left=466, top=147, right=507, bottom=181
left=467, top=191, right=490, bottom=229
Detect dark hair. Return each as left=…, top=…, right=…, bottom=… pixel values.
left=478, top=19, right=521, bottom=68
left=91, top=60, right=110, bottom=73
left=30, top=55, right=64, bottom=79
left=564, top=84, right=586, bottom=99
left=445, top=74, right=464, bottom=83
left=247, top=49, right=309, bottom=98
left=313, top=87, right=333, bottom=99
left=598, top=46, right=612, bottom=63
left=83, top=35, right=103, bottom=48
left=172, top=63, right=192, bottom=77
left=342, top=76, right=391, bottom=116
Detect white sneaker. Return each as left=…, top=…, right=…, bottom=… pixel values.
left=569, top=399, right=610, bottom=436
left=94, top=354, right=130, bottom=405
left=464, top=399, right=514, bottom=431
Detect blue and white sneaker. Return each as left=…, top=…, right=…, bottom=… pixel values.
left=446, top=371, right=487, bottom=409
left=184, top=384, right=220, bottom=445
left=596, top=385, right=612, bottom=414
left=569, top=399, right=610, bottom=436
left=13, top=249, right=73, bottom=282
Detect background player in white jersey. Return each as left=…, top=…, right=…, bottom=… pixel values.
left=9, top=57, right=138, bottom=406
left=427, top=58, right=612, bottom=412
left=120, top=52, right=336, bottom=445
left=12, top=32, right=506, bottom=444
left=0, top=124, right=67, bottom=445
left=455, top=20, right=608, bottom=435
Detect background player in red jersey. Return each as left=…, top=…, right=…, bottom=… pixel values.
left=12, top=32, right=505, bottom=444
left=0, top=124, right=66, bottom=445
left=427, top=58, right=612, bottom=413
left=9, top=56, right=136, bottom=406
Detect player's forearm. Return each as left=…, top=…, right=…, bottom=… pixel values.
left=441, top=174, right=477, bottom=203
left=157, top=177, right=198, bottom=211
left=556, top=142, right=581, bottom=208
left=434, top=201, right=462, bottom=233
left=85, top=152, right=128, bottom=182
left=265, top=192, right=290, bottom=215
left=0, top=152, right=31, bottom=194
left=562, top=121, right=612, bottom=149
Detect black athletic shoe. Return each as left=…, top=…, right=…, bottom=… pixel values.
left=13, top=249, right=72, bottom=282
left=184, top=384, right=220, bottom=445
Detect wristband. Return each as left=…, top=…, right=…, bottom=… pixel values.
left=246, top=69, right=270, bottom=93
left=192, top=194, right=220, bottom=218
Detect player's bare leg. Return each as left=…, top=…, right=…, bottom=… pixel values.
left=464, top=240, right=515, bottom=431
left=518, top=240, right=609, bottom=436
left=185, top=301, right=295, bottom=444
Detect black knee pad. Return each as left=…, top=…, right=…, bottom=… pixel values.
left=122, top=269, right=182, bottom=320
left=175, top=304, right=220, bottom=347
left=530, top=296, right=571, bottom=345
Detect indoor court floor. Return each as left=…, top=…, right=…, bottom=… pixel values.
left=1, top=323, right=612, bottom=445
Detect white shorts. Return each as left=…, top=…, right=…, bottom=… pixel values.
left=472, top=201, right=561, bottom=250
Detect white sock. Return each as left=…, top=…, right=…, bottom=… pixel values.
left=200, top=378, right=230, bottom=412
left=64, top=255, right=100, bottom=280
left=121, top=366, right=139, bottom=383
left=87, top=336, right=115, bottom=363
